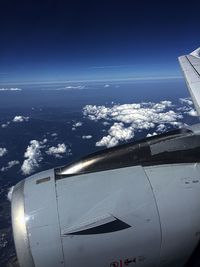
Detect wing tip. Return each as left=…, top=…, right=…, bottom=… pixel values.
left=190, top=47, right=200, bottom=58
left=178, top=55, right=185, bottom=61
left=178, top=46, right=200, bottom=117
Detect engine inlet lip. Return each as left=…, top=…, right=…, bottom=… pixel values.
left=11, top=179, right=35, bottom=267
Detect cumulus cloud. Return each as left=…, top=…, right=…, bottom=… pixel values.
left=21, top=138, right=71, bottom=174
left=96, top=135, right=118, bottom=148
left=96, top=123, right=134, bottom=148
left=82, top=135, right=93, bottom=139
left=21, top=140, right=43, bottom=175
left=83, top=100, right=184, bottom=148
left=186, top=109, right=198, bottom=117
left=0, top=147, right=7, bottom=157
left=0, top=87, right=22, bottom=91
left=1, top=160, right=20, bottom=172
left=46, top=143, right=70, bottom=158
left=13, top=115, right=29, bottom=122
left=72, top=121, right=83, bottom=130
left=146, top=132, right=157, bottom=137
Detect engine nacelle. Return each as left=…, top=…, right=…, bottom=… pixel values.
left=11, top=163, right=200, bottom=267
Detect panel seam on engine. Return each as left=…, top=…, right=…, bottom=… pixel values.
left=143, top=168, right=163, bottom=267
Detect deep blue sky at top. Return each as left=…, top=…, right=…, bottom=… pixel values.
left=1, top=0, right=200, bottom=83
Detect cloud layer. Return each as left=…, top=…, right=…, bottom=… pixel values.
left=0, top=87, right=22, bottom=91
left=83, top=98, right=196, bottom=148
left=58, top=85, right=85, bottom=90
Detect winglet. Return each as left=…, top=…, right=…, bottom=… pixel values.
left=178, top=47, right=200, bottom=116
left=190, top=47, right=200, bottom=58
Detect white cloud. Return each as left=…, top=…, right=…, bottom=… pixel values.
left=186, top=109, right=198, bottom=117
left=66, top=85, right=85, bottom=89
left=102, top=121, right=110, bottom=126
left=178, top=97, right=198, bottom=117
left=96, top=123, right=134, bottom=147
left=41, top=138, right=48, bottom=144
left=72, top=121, right=83, bottom=130
left=51, top=133, right=58, bottom=137
left=46, top=143, right=70, bottom=158
left=1, top=122, right=10, bottom=128
left=0, top=88, right=22, bottom=91
left=13, top=115, right=29, bottom=122
left=21, top=140, right=43, bottom=175
left=156, top=124, right=167, bottom=133
left=83, top=100, right=184, bottom=148
left=170, top=121, right=182, bottom=127
left=96, top=135, right=118, bottom=148
left=1, top=160, right=20, bottom=172
left=82, top=135, right=93, bottom=139
left=151, top=101, right=173, bottom=112
left=179, top=97, right=193, bottom=106
left=104, top=84, right=110, bottom=88
left=146, top=132, right=157, bottom=137
left=0, top=147, right=7, bottom=157
left=74, top=122, right=82, bottom=127
left=21, top=139, right=70, bottom=174
left=1, top=115, right=29, bottom=128
left=58, top=85, right=85, bottom=90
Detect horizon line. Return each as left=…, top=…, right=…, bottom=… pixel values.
left=0, top=75, right=182, bottom=86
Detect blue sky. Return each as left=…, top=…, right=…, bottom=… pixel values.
left=1, top=1, right=200, bottom=84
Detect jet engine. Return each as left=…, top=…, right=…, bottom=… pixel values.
left=11, top=126, right=200, bottom=267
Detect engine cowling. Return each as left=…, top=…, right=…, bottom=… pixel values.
left=11, top=163, right=200, bottom=267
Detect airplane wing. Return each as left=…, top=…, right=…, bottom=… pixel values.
left=179, top=47, right=200, bottom=116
